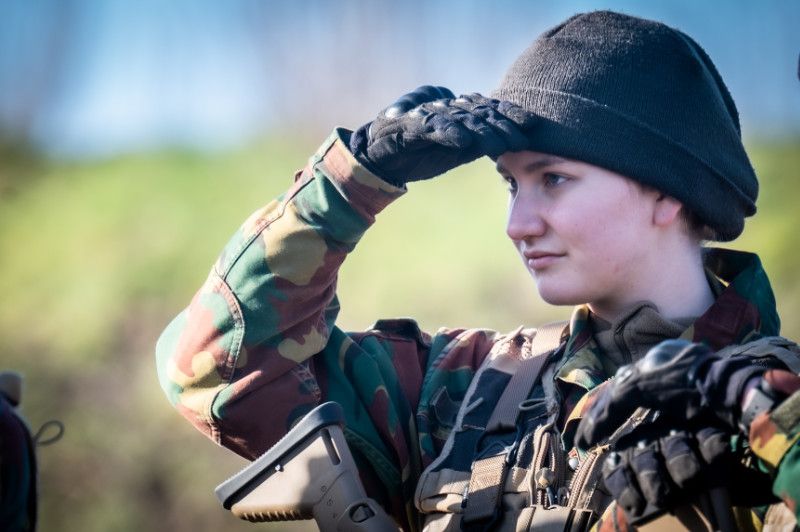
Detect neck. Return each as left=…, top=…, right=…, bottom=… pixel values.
left=590, top=240, right=714, bottom=322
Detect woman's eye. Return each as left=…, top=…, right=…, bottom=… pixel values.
left=543, top=173, right=568, bottom=187
left=501, top=175, right=517, bottom=193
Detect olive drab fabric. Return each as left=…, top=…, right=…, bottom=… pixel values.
left=156, top=129, right=800, bottom=531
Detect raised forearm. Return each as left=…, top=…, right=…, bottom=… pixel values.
left=155, top=130, right=405, bottom=456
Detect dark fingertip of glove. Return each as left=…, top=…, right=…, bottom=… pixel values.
left=664, top=454, right=701, bottom=488
left=493, top=120, right=531, bottom=153
left=385, top=85, right=455, bottom=117
left=461, top=119, right=509, bottom=158
left=433, top=85, right=456, bottom=99
left=494, top=100, right=539, bottom=130
left=631, top=440, right=671, bottom=506
left=603, top=453, right=646, bottom=518
left=696, top=427, right=731, bottom=464
left=661, top=430, right=702, bottom=488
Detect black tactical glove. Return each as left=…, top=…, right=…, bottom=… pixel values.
left=576, top=339, right=786, bottom=449
left=600, top=420, right=776, bottom=521
left=348, top=85, right=537, bottom=186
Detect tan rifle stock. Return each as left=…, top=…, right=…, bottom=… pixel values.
left=216, top=402, right=399, bottom=531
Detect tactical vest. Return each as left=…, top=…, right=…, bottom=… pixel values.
left=414, top=328, right=800, bottom=532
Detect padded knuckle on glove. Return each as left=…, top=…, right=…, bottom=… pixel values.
left=640, top=340, right=711, bottom=375
left=443, top=94, right=535, bottom=153
left=631, top=440, right=672, bottom=506
left=603, top=452, right=647, bottom=517
left=661, top=431, right=702, bottom=487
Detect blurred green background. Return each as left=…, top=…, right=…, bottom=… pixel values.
left=1, top=1, right=799, bottom=531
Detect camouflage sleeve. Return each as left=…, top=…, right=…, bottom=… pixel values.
left=155, top=129, right=498, bottom=526
left=155, top=128, right=410, bottom=454
left=749, top=388, right=800, bottom=520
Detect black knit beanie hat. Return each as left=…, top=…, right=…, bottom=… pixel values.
left=492, top=11, right=758, bottom=241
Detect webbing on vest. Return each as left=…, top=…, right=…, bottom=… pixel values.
left=461, top=322, right=568, bottom=530
left=486, top=322, right=568, bottom=433
left=461, top=452, right=509, bottom=529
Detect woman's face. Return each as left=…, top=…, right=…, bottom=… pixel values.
left=497, top=150, right=663, bottom=316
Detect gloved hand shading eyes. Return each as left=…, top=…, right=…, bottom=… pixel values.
left=348, top=86, right=538, bottom=186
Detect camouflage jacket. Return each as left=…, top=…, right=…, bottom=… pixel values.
left=156, top=129, right=799, bottom=530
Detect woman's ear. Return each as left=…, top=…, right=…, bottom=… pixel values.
left=652, top=194, right=683, bottom=228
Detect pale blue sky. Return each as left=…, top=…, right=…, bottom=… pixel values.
left=1, top=0, right=798, bottom=158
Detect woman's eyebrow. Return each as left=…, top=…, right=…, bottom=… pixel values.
left=495, top=156, right=570, bottom=175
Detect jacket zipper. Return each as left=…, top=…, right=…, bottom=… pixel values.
left=566, top=447, right=604, bottom=510
left=531, top=426, right=566, bottom=506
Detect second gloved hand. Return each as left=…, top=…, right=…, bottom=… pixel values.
left=600, top=421, right=777, bottom=521
left=576, top=340, right=789, bottom=449
left=349, top=85, right=537, bottom=186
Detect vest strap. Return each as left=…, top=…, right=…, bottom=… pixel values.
left=486, top=321, right=567, bottom=432
left=461, top=322, right=568, bottom=531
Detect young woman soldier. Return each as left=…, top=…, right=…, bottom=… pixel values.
left=157, top=10, right=799, bottom=531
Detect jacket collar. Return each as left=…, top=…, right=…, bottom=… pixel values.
left=555, top=248, right=780, bottom=390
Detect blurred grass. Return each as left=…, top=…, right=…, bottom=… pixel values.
left=1, top=136, right=798, bottom=531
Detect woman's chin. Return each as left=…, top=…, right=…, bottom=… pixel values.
left=535, top=283, right=586, bottom=307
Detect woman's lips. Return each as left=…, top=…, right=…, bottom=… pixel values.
left=525, top=253, right=564, bottom=270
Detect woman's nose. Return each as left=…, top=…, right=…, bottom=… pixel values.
left=506, top=197, right=547, bottom=241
